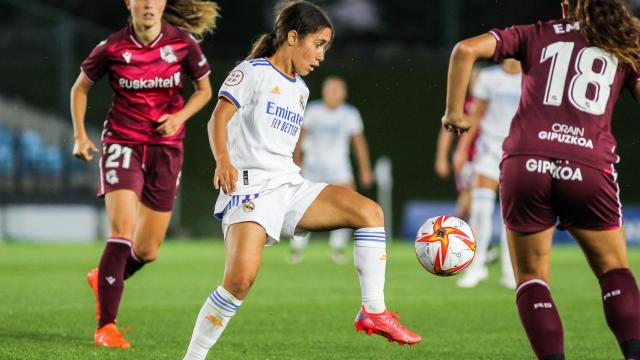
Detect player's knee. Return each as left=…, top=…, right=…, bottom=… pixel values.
left=226, top=274, right=256, bottom=298
left=355, top=201, right=384, bottom=228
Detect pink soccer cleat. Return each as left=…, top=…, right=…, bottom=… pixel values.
left=354, top=306, right=422, bottom=346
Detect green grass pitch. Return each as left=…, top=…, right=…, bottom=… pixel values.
left=0, top=240, right=638, bottom=359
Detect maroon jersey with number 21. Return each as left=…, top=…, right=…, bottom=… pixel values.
left=81, top=22, right=211, bottom=145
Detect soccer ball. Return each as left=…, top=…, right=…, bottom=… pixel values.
left=415, top=215, right=476, bottom=276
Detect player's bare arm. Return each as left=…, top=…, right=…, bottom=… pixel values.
left=434, top=128, right=454, bottom=179
left=157, top=77, right=213, bottom=137
left=442, top=33, right=496, bottom=133
left=209, top=98, right=238, bottom=195
left=70, top=72, right=98, bottom=161
left=351, top=132, right=373, bottom=189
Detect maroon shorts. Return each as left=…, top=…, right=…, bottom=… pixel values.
left=499, top=155, right=622, bottom=233
left=98, top=142, right=183, bottom=212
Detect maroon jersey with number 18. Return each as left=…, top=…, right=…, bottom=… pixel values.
left=81, top=22, right=211, bottom=145
left=490, top=19, right=640, bottom=170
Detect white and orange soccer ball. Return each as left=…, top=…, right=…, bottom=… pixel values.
left=415, top=215, right=476, bottom=276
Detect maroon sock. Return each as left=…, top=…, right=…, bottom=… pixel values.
left=124, top=248, right=148, bottom=280
left=98, top=238, right=131, bottom=328
left=516, top=280, right=564, bottom=360
left=600, top=268, right=640, bottom=359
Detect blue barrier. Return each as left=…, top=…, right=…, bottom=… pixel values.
left=402, top=200, right=640, bottom=245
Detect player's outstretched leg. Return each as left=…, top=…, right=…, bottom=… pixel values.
left=297, top=185, right=421, bottom=346
left=516, top=280, right=564, bottom=360
left=599, top=268, right=640, bottom=360
left=352, top=227, right=421, bottom=346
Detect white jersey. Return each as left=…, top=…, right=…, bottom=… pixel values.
left=218, top=58, right=310, bottom=194
left=472, top=65, right=522, bottom=140
left=301, top=101, right=363, bottom=183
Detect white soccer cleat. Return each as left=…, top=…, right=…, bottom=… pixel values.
left=456, top=267, right=488, bottom=288
left=500, top=274, right=517, bottom=290
left=286, top=250, right=304, bottom=264
left=330, top=250, right=347, bottom=264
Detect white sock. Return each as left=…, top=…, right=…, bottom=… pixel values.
left=183, top=286, right=242, bottom=360
left=353, top=227, right=386, bottom=314
left=469, top=188, right=496, bottom=272
left=500, top=222, right=515, bottom=279
left=329, top=228, right=351, bottom=251
left=290, top=232, right=309, bottom=251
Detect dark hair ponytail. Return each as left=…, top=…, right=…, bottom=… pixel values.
left=569, top=0, right=640, bottom=71
left=247, top=0, right=333, bottom=59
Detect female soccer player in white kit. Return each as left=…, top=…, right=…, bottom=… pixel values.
left=455, top=59, right=522, bottom=289
left=182, top=2, right=420, bottom=359
left=289, top=75, right=373, bottom=264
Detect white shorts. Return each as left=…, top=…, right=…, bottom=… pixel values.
left=472, top=135, right=504, bottom=182
left=213, top=180, right=328, bottom=246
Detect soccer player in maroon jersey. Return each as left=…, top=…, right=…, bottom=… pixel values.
left=70, top=0, right=219, bottom=349
left=442, top=0, right=640, bottom=359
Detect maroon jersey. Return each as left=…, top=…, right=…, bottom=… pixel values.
left=490, top=19, right=640, bottom=169
left=81, top=23, right=211, bottom=145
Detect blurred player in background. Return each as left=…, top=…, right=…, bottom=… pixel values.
left=70, top=0, right=218, bottom=348
left=454, top=59, right=521, bottom=289
left=434, top=66, right=481, bottom=221
left=443, top=0, right=640, bottom=358
left=289, top=75, right=373, bottom=264
left=182, top=2, right=420, bottom=359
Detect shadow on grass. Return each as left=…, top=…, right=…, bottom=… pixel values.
left=0, top=327, right=88, bottom=346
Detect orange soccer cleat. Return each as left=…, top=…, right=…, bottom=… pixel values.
left=354, top=306, right=422, bottom=346
left=87, top=268, right=100, bottom=323
left=94, top=323, right=131, bottom=349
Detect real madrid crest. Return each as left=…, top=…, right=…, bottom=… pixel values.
left=242, top=200, right=255, bottom=213
left=299, top=95, right=305, bottom=110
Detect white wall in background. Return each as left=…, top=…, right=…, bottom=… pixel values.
left=0, top=205, right=106, bottom=243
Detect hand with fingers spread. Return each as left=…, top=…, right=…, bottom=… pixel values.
left=73, top=135, right=99, bottom=161
left=213, top=158, right=238, bottom=195
left=441, top=112, right=470, bottom=135
left=156, top=113, right=185, bottom=137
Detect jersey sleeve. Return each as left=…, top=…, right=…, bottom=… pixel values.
left=472, top=69, right=492, bottom=101
left=489, top=24, right=534, bottom=63
left=218, top=61, right=256, bottom=110
left=348, top=107, right=364, bottom=134
left=80, top=40, right=109, bottom=83
left=183, top=35, right=211, bottom=81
